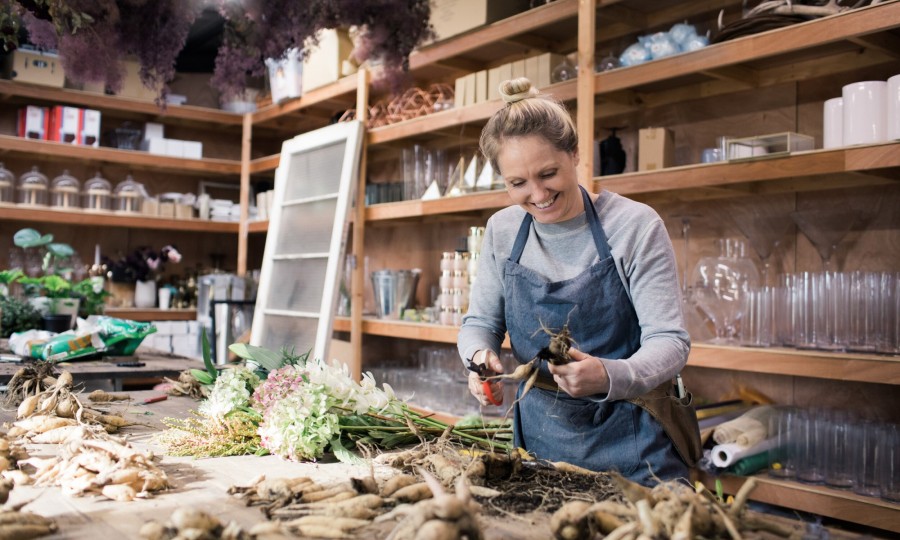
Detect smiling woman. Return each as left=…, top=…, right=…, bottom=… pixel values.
left=458, top=77, right=701, bottom=486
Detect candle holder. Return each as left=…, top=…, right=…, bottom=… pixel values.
left=113, top=175, right=148, bottom=213
left=17, top=166, right=48, bottom=206
left=0, top=162, right=14, bottom=203
left=51, top=170, right=81, bottom=209
left=82, top=172, right=112, bottom=212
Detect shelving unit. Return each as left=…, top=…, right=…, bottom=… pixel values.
left=697, top=472, right=900, bottom=533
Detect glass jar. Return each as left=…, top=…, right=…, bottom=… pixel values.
left=691, top=237, right=760, bottom=344
left=113, top=174, right=148, bottom=213
left=83, top=172, right=112, bottom=211
left=0, top=162, right=14, bottom=203
left=50, top=170, right=81, bottom=209
left=17, top=166, right=48, bottom=206
left=440, top=252, right=455, bottom=272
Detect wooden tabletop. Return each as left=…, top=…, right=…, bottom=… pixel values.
left=1, top=391, right=552, bottom=539
left=0, top=352, right=196, bottom=386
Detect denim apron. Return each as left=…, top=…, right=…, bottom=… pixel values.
left=505, top=187, right=688, bottom=484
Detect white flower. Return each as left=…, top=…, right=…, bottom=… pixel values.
left=199, top=367, right=260, bottom=420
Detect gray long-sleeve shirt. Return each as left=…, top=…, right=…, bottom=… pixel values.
left=457, top=189, right=690, bottom=402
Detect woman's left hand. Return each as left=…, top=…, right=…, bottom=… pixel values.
left=547, top=347, right=610, bottom=397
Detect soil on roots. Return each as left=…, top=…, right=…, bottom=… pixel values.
left=478, top=464, right=623, bottom=515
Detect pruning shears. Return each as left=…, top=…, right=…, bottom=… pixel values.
left=467, top=362, right=502, bottom=406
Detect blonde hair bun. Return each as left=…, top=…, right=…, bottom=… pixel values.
left=500, top=77, right=538, bottom=104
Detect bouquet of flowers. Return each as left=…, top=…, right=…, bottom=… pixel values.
left=158, top=341, right=511, bottom=462
left=105, top=245, right=182, bottom=282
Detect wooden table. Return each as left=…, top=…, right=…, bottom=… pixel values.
left=1, top=391, right=552, bottom=539
left=0, top=352, right=197, bottom=391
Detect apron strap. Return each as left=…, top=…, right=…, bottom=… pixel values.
left=508, top=186, right=612, bottom=263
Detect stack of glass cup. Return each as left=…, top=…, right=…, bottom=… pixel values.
left=436, top=226, right=485, bottom=326
left=740, top=271, right=899, bottom=354
left=367, top=345, right=516, bottom=416
left=767, top=406, right=899, bottom=501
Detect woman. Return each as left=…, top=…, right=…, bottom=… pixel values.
left=457, top=78, right=700, bottom=485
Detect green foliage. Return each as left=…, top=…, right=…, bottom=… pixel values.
left=18, top=275, right=72, bottom=299
left=189, top=328, right=218, bottom=387
left=13, top=228, right=75, bottom=276
left=0, top=295, right=42, bottom=337
left=72, top=278, right=110, bottom=317
left=0, top=269, right=24, bottom=286
left=228, top=343, right=309, bottom=379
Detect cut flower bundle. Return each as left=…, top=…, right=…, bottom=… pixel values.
left=159, top=345, right=511, bottom=462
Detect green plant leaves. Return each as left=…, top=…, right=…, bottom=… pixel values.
left=13, top=228, right=53, bottom=248
left=329, top=437, right=365, bottom=465
left=201, top=329, right=216, bottom=382
left=190, top=369, right=215, bottom=386
left=229, top=343, right=284, bottom=373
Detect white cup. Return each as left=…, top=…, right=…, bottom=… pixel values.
left=888, top=74, right=900, bottom=141
left=822, top=97, right=843, bottom=149
left=158, top=287, right=172, bottom=310
left=842, top=81, right=887, bottom=145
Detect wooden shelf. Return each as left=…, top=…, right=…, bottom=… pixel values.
left=595, top=142, right=900, bottom=201
left=368, top=80, right=577, bottom=146
left=698, top=472, right=900, bottom=533
left=249, top=154, right=280, bottom=174
left=0, top=135, right=241, bottom=176
left=689, top=344, right=900, bottom=385
left=0, top=80, right=243, bottom=128
left=251, top=75, right=358, bottom=130
left=247, top=220, right=269, bottom=233
left=0, top=204, right=239, bottom=232
left=593, top=2, right=900, bottom=102
left=365, top=190, right=511, bottom=221
left=105, top=308, right=197, bottom=322
left=407, top=0, right=579, bottom=73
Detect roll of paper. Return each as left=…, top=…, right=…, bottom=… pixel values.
left=712, top=437, right=778, bottom=468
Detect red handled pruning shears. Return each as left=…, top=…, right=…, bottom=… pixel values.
left=467, top=362, right=502, bottom=406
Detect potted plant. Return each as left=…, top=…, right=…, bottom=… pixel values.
left=13, top=228, right=75, bottom=278
left=73, top=277, right=111, bottom=318
left=0, top=269, right=24, bottom=298
left=0, top=295, right=42, bottom=338
left=18, top=275, right=80, bottom=332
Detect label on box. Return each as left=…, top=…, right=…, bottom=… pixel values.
left=81, top=109, right=101, bottom=147
left=17, top=106, right=49, bottom=139
left=49, top=106, right=83, bottom=144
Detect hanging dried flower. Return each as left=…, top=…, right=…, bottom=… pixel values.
left=2, top=0, right=433, bottom=103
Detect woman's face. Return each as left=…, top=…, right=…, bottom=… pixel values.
left=496, top=135, right=582, bottom=224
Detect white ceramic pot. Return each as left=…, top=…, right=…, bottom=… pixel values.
left=823, top=97, right=843, bottom=149
left=888, top=74, right=900, bottom=141
left=842, top=81, right=887, bottom=145
left=134, top=280, right=157, bottom=308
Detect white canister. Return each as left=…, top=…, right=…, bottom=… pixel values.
left=888, top=74, right=900, bottom=141
left=842, top=81, right=887, bottom=145
left=822, top=97, right=843, bottom=149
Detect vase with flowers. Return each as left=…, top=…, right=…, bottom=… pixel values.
left=105, top=245, right=182, bottom=308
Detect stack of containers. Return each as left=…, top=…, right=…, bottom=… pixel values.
left=436, top=226, right=485, bottom=326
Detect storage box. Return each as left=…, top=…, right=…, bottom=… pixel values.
left=182, top=140, right=203, bottom=159
left=48, top=106, right=82, bottom=144
left=17, top=106, right=49, bottom=140
left=430, top=0, right=531, bottom=42
left=724, top=132, right=815, bottom=160
left=144, top=122, right=164, bottom=141
left=84, top=60, right=157, bottom=101
left=302, top=29, right=354, bottom=93
left=6, top=47, right=65, bottom=87
left=81, top=109, right=101, bottom=147
left=488, top=63, right=513, bottom=101
left=474, top=70, right=488, bottom=104
left=165, top=139, right=184, bottom=158
left=534, top=53, right=565, bottom=89
left=638, top=127, right=675, bottom=171
left=141, top=138, right=167, bottom=156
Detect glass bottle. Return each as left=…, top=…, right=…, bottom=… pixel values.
left=691, top=237, right=760, bottom=344
left=83, top=172, right=112, bottom=211
left=17, top=166, right=49, bottom=206
left=51, top=170, right=81, bottom=209
left=0, top=162, right=14, bottom=203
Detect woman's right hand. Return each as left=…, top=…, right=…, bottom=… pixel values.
left=468, top=349, right=505, bottom=406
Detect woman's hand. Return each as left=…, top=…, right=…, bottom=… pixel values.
left=547, top=347, right=610, bottom=398
left=467, top=349, right=505, bottom=406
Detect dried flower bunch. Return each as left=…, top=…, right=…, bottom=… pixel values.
left=1, top=0, right=433, bottom=101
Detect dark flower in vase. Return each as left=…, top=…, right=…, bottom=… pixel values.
left=106, top=245, right=182, bottom=283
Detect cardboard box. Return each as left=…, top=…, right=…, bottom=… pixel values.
left=48, top=106, right=82, bottom=144
left=159, top=201, right=175, bottom=218
left=142, top=138, right=167, bottom=156
left=638, top=128, right=675, bottom=171
left=165, top=139, right=184, bottom=158
left=488, top=63, right=513, bottom=101
left=17, top=106, right=49, bottom=140
left=85, top=60, right=157, bottom=101
left=6, top=48, right=65, bottom=87
left=510, top=59, right=527, bottom=79
left=81, top=109, right=101, bottom=147
left=144, top=122, right=164, bottom=141
left=182, top=140, right=203, bottom=159
left=302, top=29, right=353, bottom=93
left=474, top=70, right=487, bottom=104
left=142, top=197, right=159, bottom=216
left=430, top=0, right=531, bottom=42
left=535, top=53, right=565, bottom=89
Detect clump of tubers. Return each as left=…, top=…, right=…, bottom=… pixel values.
left=2, top=363, right=58, bottom=408
left=380, top=470, right=483, bottom=540
left=87, top=389, right=131, bottom=402
left=550, top=474, right=799, bottom=540
left=0, top=508, right=58, bottom=540
left=19, top=435, right=168, bottom=501
left=139, top=508, right=292, bottom=540
left=164, top=369, right=208, bottom=399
